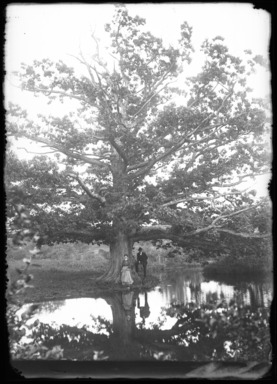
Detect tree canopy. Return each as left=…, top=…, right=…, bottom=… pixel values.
left=6, top=5, right=272, bottom=280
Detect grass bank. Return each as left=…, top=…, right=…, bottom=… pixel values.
left=7, top=241, right=186, bottom=303
left=7, top=260, right=163, bottom=303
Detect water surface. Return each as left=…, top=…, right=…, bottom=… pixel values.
left=14, top=269, right=273, bottom=361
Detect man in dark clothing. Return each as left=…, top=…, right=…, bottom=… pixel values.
left=135, top=247, right=148, bottom=277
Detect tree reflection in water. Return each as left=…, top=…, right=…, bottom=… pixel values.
left=105, top=291, right=139, bottom=360
left=12, top=286, right=271, bottom=362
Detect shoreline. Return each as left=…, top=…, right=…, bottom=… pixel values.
left=7, top=258, right=272, bottom=304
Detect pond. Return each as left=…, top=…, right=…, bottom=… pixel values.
left=13, top=269, right=273, bottom=362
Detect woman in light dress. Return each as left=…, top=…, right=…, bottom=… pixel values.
left=121, top=254, right=134, bottom=287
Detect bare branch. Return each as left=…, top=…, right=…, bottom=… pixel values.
left=17, top=147, right=58, bottom=155
left=67, top=52, right=97, bottom=86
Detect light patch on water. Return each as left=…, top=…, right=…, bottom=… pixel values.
left=159, top=316, right=178, bottom=330
left=200, top=281, right=235, bottom=302
left=17, top=298, right=113, bottom=335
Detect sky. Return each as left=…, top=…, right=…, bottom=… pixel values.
left=5, top=3, right=270, bottom=68
left=5, top=3, right=271, bottom=100
left=5, top=3, right=271, bottom=195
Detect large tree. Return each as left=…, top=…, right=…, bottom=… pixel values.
left=6, top=5, right=271, bottom=282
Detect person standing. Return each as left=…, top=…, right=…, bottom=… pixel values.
left=135, top=247, right=148, bottom=278
left=121, top=254, right=134, bottom=287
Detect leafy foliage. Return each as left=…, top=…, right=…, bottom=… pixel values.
left=6, top=194, right=64, bottom=360
left=162, top=300, right=271, bottom=362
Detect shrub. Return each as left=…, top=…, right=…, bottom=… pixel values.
left=6, top=197, right=64, bottom=360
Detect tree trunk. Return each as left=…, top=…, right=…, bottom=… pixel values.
left=98, top=156, right=141, bottom=284
left=98, top=231, right=138, bottom=283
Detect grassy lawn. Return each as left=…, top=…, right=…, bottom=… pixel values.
left=7, top=258, right=103, bottom=303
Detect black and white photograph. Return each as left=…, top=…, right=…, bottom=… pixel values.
left=5, top=2, right=273, bottom=380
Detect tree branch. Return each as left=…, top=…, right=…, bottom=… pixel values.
left=14, top=130, right=110, bottom=170
left=216, top=228, right=271, bottom=239
left=187, top=81, right=220, bottom=109
left=22, top=85, right=95, bottom=107
left=127, top=131, right=215, bottom=173
left=65, top=172, right=106, bottom=204
left=186, top=87, right=235, bottom=140
left=67, top=52, right=98, bottom=87
left=213, top=172, right=271, bottom=188
left=211, top=205, right=259, bottom=226
left=109, top=137, right=128, bottom=165
left=57, top=229, right=107, bottom=242
left=17, top=147, right=58, bottom=155
left=131, top=225, right=224, bottom=251
left=142, top=205, right=257, bottom=242
left=162, top=186, right=254, bottom=208
left=183, top=205, right=260, bottom=237
left=132, top=69, right=175, bottom=119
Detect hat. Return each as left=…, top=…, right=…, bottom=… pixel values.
left=138, top=247, right=142, bottom=251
